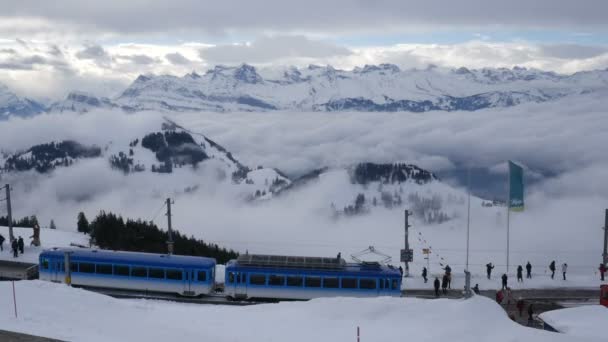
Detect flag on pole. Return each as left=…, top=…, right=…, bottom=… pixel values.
left=508, top=161, right=524, bottom=211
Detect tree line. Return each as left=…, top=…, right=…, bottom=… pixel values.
left=78, top=211, right=238, bottom=264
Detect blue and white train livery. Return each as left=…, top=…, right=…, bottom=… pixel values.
left=224, top=254, right=402, bottom=300
left=39, top=248, right=216, bottom=296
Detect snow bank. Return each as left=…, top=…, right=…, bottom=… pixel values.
left=0, top=226, right=89, bottom=264
left=539, top=305, right=608, bottom=339
left=0, top=281, right=601, bottom=342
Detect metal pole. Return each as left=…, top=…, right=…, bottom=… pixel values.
left=166, top=198, right=174, bottom=255
left=5, top=184, right=14, bottom=242
left=506, top=166, right=511, bottom=274
left=603, top=209, right=608, bottom=267
left=466, top=168, right=471, bottom=271
left=404, top=210, right=410, bottom=277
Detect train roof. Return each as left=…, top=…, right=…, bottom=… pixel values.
left=227, top=254, right=401, bottom=276
left=40, top=248, right=216, bottom=269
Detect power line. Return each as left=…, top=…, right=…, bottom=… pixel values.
left=149, top=202, right=166, bottom=224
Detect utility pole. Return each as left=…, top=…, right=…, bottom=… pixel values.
left=402, top=210, right=412, bottom=277
left=4, top=184, right=14, bottom=242
left=166, top=198, right=174, bottom=255
left=603, top=209, right=608, bottom=267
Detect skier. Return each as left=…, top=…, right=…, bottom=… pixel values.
left=501, top=273, right=508, bottom=290
left=441, top=274, right=448, bottom=295
left=526, top=261, right=532, bottom=279
left=11, top=239, right=18, bottom=258
left=562, top=263, right=568, bottom=280
left=17, top=236, right=24, bottom=254
left=486, top=262, right=495, bottom=279
left=549, top=260, right=556, bottom=279
left=0, top=233, right=4, bottom=251
left=433, top=277, right=440, bottom=297
left=599, top=263, right=607, bottom=281
left=422, top=267, right=428, bottom=283
left=517, top=265, right=523, bottom=283
left=472, top=284, right=480, bottom=295
left=516, top=298, right=525, bottom=317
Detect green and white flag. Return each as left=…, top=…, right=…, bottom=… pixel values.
left=508, top=161, right=524, bottom=211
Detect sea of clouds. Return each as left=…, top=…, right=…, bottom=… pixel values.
left=0, top=91, right=607, bottom=276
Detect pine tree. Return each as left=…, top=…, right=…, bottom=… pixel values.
left=77, top=212, right=90, bottom=234
left=50, top=219, right=57, bottom=229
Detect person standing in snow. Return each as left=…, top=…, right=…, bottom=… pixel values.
left=495, top=290, right=504, bottom=304
left=517, top=265, right=523, bottom=283
left=11, top=239, right=18, bottom=258
left=561, top=263, right=568, bottom=280
left=472, top=284, right=480, bottom=295
left=516, top=298, right=525, bottom=317
left=441, top=274, right=448, bottom=295
left=422, top=267, right=428, bottom=283
left=501, top=273, right=508, bottom=290
left=443, top=265, right=452, bottom=289
left=549, top=260, right=556, bottom=279
left=398, top=266, right=403, bottom=277
left=599, top=263, right=607, bottom=281
left=0, top=233, right=4, bottom=251
left=433, top=277, right=440, bottom=297
left=526, top=261, right=532, bottom=279
left=527, top=304, right=534, bottom=323
left=486, top=263, right=495, bottom=279
left=17, top=236, right=24, bottom=254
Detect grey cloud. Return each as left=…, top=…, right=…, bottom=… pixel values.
left=76, top=44, right=109, bottom=60
left=0, top=48, right=17, bottom=55
left=165, top=52, right=191, bottom=65
left=4, top=1, right=607, bottom=36
left=200, top=35, right=352, bottom=64
left=115, top=54, right=158, bottom=65
left=539, top=44, right=608, bottom=59
left=0, top=53, right=71, bottom=71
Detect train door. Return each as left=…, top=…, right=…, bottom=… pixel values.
left=183, top=269, right=194, bottom=295
left=235, top=272, right=247, bottom=298
left=51, top=259, right=63, bottom=282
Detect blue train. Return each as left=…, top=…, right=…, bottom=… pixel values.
left=224, top=254, right=402, bottom=300
left=39, top=248, right=402, bottom=300
left=39, top=248, right=216, bottom=296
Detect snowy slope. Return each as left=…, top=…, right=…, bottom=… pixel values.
left=110, top=64, right=608, bottom=113
left=1, top=281, right=598, bottom=342
left=0, top=226, right=89, bottom=264
left=0, top=83, right=45, bottom=119
left=47, top=91, right=124, bottom=114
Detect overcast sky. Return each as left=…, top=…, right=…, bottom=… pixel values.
left=1, top=0, right=608, bottom=99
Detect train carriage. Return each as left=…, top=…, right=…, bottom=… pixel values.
left=224, top=254, right=402, bottom=300
left=39, top=248, right=216, bottom=296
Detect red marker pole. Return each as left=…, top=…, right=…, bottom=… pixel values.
left=12, top=281, right=18, bottom=318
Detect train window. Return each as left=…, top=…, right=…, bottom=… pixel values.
left=70, top=263, right=78, bottom=272
left=305, top=276, right=321, bottom=288
left=41, top=258, right=49, bottom=270
left=240, top=273, right=246, bottom=283
left=379, top=278, right=385, bottom=289
left=149, top=268, right=165, bottom=279
left=323, top=277, right=339, bottom=288
left=250, top=274, right=266, bottom=285
left=269, top=275, right=285, bottom=286
left=96, top=264, right=112, bottom=275
left=131, top=267, right=147, bottom=277
left=341, top=278, right=357, bottom=289
left=391, top=279, right=399, bottom=290
left=197, top=271, right=207, bottom=282
left=228, top=272, right=235, bottom=284
left=360, top=278, right=377, bottom=290
left=385, top=279, right=390, bottom=289
left=79, top=263, right=95, bottom=273
left=114, top=265, right=129, bottom=276
left=287, top=276, right=303, bottom=287
left=167, top=270, right=182, bottom=280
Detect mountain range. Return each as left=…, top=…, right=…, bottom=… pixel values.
left=2, top=64, right=608, bottom=118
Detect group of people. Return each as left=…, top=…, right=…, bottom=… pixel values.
left=0, top=234, right=25, bottom=257
left=431, top=264, right=452, bottom=297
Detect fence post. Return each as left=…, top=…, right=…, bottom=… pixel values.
left=357, top=326, right=360, bottom=342
left=12, top=281, right=17, bottom=318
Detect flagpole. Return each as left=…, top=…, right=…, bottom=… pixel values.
left=506, top=162, right=511, bottom=274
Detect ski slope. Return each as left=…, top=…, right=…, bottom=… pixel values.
left=0, top=280, right=602, bottom=342
left=0, top=226, right=89, bottom=264
left=539, top=305, right=608, bottom=339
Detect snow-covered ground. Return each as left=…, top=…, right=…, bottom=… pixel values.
left=0, top=226, right=89, bottom=264
left=539, top=305, right=608, bottom=339
left=1, top=280, right=602, bottom=342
